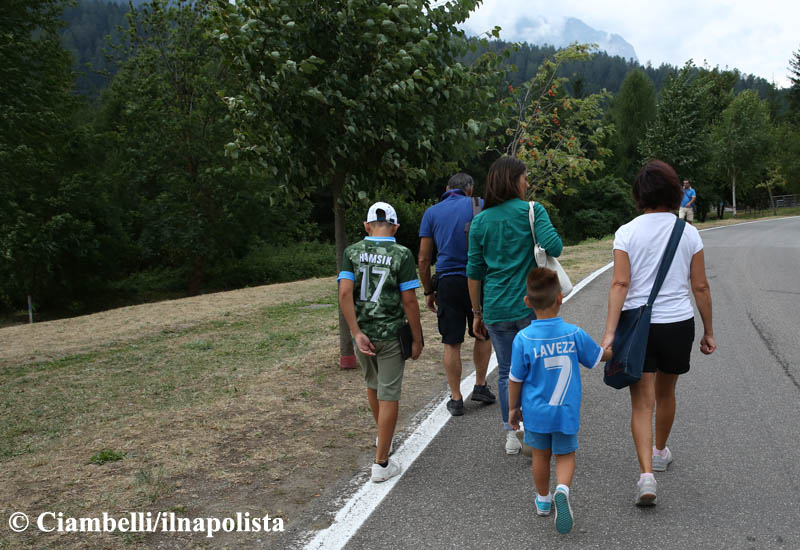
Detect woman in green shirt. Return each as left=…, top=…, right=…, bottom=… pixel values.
left=467, top=156, right=563, bottom=454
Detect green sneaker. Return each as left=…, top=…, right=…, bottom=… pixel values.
left=553, top=488, right=573, bottom=534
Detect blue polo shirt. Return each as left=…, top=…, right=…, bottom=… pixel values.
left=419, top=189, right=480, bottom=278
left=681, top=187, right=696, bottom=207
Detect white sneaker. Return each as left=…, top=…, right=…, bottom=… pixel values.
left=370, top=459, right=402, bottom=483
left=505, top=430, right=522, bottom=455
left=376, top=436, right=394, bottom=456
left=636, top=475, right=657, bottom=506
left=652, top=446, right=673, bottom=472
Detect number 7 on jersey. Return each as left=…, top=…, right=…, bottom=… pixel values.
left=544, top=355, right=573, bottom=406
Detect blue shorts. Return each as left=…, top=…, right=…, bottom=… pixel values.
left=524, top=431, right=578, bottom=455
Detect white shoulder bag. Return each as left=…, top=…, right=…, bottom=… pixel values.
left=528, top=201, right=573, bottom=296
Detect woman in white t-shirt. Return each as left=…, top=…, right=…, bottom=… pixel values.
left=601, top=160, right=716, bottom=507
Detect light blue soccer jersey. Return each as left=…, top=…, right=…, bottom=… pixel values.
left=510, top=318, right=603, bottom=435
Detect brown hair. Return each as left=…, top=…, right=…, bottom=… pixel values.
left=632, top=160, right=683, bottom=210
left=484, top=156, right=527, bottom=209
left=526, top=267, right=560, bottom=310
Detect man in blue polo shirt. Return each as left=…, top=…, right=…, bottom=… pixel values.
left=679, top=179, right=696, bottom=224
left=419, top=173, right=495, bottom=416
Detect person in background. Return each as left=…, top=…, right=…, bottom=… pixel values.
left=467, top=156, right=563, bottom=455
left=338, top=202, right=423, bottom=482
left=509, top=267, right=611, bottom=534
left=678, top=179, right=696, bottom=224
left=419, top=173, right=495, bottom=417
left=602, top=161, right=715, bottom=506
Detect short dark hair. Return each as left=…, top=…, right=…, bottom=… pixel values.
left=447, top=172, right=474, bottom=192
left=484, top=156, right=526, bottom=209
left=526, top=267, right=560, bottom=310
left=368, top=220, right=395, bottom=229
left=632, top=160, right=683, bottom=210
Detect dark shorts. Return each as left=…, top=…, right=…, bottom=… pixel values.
left=643, top=318, right=695, bottom=375
left=435, top=275, right=475, bottom=345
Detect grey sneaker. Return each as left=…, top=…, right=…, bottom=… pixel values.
left=652, top=446, right=673, bottom=472
left=446, top=398, right=464, bottom=416
left=505, top=430, right=522, bottom=454
left=370, top=459, right=402, bottom=483
left=470, top=383, right=496, bottom=404
left=553, top=488, right=574, bottom=534
left=636, top=476, right=657, bottom=506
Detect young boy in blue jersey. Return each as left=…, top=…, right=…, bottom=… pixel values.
left=508, top=268, right=611, bottom=534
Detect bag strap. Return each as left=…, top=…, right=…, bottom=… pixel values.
left=528, top=201, right=538, bottom=245
left=646, top=218, right=686, bottom=306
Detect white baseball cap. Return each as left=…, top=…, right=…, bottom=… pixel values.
left=366, top=202, right=398, bottom=224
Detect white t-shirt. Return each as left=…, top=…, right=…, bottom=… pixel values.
left=613, top=213, right=704, bottom=323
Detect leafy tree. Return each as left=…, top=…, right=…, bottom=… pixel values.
left=639, top=62, right=712, bottom=181
left=210, top=0, right=508, bottom=362
left=788, top=46, right=800, bottom=119
left=610, top=69, right=656, bottom=181
left=99, top=0, right=273, bottom=294
left=773, top=122, right=800, bottom=194
left=710, top=90, right=774, bottom=215
left=60, top=0, right=129, bottom=96
left=0, top=0, right=93, bottom=315
left=506, top=44, right=614, bottom=203
left=552, top=175, right=636, bottom=244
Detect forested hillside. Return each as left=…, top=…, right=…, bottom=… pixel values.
left=2, top=0, right=799, bottom=323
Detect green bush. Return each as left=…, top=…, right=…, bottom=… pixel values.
left=209, top=241, right=336, bottom=288
left=553, top=176, right=637, bottom=245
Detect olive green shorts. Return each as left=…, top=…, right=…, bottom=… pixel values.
left=355, top=338, right=406, bottom=401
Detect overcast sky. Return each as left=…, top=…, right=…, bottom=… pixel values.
left=462, top=0, right=800, bottom=88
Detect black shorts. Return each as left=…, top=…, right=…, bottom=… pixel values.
left=435, top=275, right=475, bottom=345
left=643, top=317, right=695, bottom=375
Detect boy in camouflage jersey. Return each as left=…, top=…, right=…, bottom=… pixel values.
left=338, top=202, right=423, bottom=482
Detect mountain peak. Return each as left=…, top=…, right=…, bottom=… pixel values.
left=508, top=16, right=638, bottom=61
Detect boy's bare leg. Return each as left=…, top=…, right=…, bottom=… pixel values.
left=554, top=452, right=576, bottom=487
left=473, top=337, right=492, bottom=387
left=654, top=372, right=679, bottom=449
left=532, top=448, right=552, bottom=495
left=367, top=388, right=380, bottom=424
left=377, top=400, right=398, bottom=464
left=629, top=373, right=656, bottom=473
left=443, top=343, right=463, bottom=400
left=367, top=389, right=398, bottom=463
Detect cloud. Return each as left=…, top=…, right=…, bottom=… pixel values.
left=464, top=0, right=800, bottom=87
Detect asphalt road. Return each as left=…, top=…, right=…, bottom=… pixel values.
left=343, top=217, right=800, bottom=550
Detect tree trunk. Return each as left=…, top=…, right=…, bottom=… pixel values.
left=731, top=169, right=737, bottom=217
left=766, top=185, right=776, bottom=215
left=332, top=172, right=356, bottom=368
left=28, top=294, right=34, bottom=324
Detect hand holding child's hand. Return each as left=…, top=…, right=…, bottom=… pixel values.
left=508, top=407, right=522, bottom=431
left=600, top=332, right=615, bottom=353
left=354, top=333, right=376, bottom=356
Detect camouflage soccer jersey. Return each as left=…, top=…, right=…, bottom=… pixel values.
left=338, top=237, right=420, bottom=341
